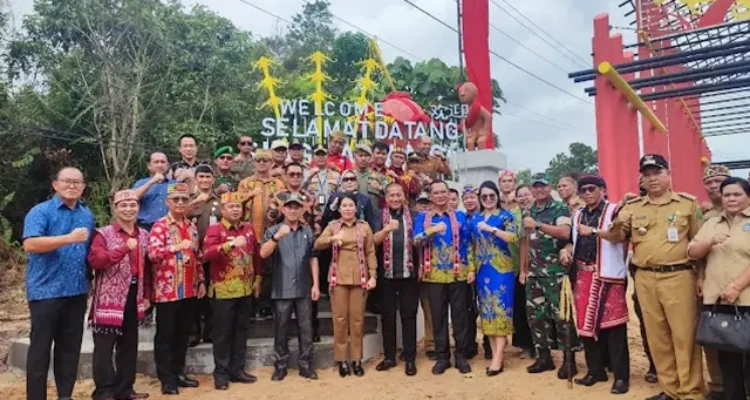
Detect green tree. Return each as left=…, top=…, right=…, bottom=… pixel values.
left=516, top=168, right=532, bottom=185
left=545, top=142, right=598, bottom=185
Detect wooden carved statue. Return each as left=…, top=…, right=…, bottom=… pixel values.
left=458, top=82, right=492, bottom=151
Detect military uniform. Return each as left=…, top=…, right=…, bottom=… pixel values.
left=231, top=156, right=255, bottom=180
left=609, top=154, right=704, bottom=400
left=526, top=198, right=575, bottom=351
left=214, top=174, right=240, bottom=192
left=355, top=169, right=388, bottom=211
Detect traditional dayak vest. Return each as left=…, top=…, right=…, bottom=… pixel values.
left=422, top=210, right=461, bottom=276
left=571, top=202, right=627, bottom=283
left=89, top=225, right=149, bottom=334
left=330, top=220, right=368, bottom=288
left=382, top=207, right=413, bottom=278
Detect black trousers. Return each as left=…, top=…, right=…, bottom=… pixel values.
left=512, top=276, right=534, bottom=350
left=273, top=298, right=314, bottom=369
left=312, top=249, right=331, bottom=337
left=380, top=278, right=419, bottom=362
left=27, top=294, right=88, bottom=400
left=192, top=263, right=212, bottom=340
left=426, top=282, right=470, bottom=362
left=154, top=298, right=196, bottom=386
left=211, top=296, right=252, bottom=382
left=92, top=282, right=139, bottom=400
left=630, top=268, right=656, bottom=372
left=466, top=282, right=479, bottom=352
left=718, top=350, right=750, bottom=400
left=258, top=258, right=273, bottom=313
left=581, top=325, right=629, bottom=381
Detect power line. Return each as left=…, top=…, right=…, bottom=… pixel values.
left=504, top=99, right=578, bottom=130
left=326, top=14, right=421, bottom=60
left=400, top=0, right=592, bottom=105
left=237, top=0, right=293, bottom=24
left=489, top=23, right=569, bottom=74
left=489, top=0, right=589, bottom=68
left=495, top=108, right=574, bottom=133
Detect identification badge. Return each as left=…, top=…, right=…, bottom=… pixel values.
left=318, top=195, right=326, bottom=205
left=209, top=216, right=218, bottom=226
left=667, top=226, right=679, bottom=243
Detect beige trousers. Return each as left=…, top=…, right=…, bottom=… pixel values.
left=331, top=285, right=367, bottom=362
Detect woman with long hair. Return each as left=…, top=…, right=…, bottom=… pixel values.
left=314, top=193, right=378, bottom=378
left=469, top=180, right=518, bottom=375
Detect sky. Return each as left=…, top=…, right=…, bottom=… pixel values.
left=7, top=0, right=750, bottom=177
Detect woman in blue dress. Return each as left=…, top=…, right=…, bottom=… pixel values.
left=469, top=180, right=518, bottom=376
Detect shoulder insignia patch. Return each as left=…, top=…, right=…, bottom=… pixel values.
left=677, top=192, right=697, bottom=201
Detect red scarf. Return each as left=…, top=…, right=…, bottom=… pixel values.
left=464, top=100, right=482, bottom=128
left=330, top=220, right=367, bottom=288
left=422, top=209, right=461, bottom=276
left=382, top=207, right=413, bottom=278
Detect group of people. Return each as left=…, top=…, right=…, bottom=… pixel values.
left=20, top=128, right=750, bottom=400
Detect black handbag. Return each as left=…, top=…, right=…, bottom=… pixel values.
left=696, top=299, right=750, bottom=353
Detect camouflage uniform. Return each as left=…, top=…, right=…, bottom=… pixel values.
left=525, top=198, right=576, bottom=350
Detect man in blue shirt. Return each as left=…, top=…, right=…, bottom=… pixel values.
left=413, top=181, right=474, bottom=375
left=133, top=151, right=175, bottom=231
left=23, top=167, right=96, bottom=400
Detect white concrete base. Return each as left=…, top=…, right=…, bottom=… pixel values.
left=449, top=149, right=508, bottom=188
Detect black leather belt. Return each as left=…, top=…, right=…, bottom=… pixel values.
left=640, top=264, right=693, bottom=273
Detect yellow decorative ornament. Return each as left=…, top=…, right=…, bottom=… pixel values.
left=253, top=57, right=283, bottom=119
left=306, top=51, right=336, bottom=143
left=731, top=0, right=750, bottom=20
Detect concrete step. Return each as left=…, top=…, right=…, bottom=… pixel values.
left=8, top=333, right=384, bottom=379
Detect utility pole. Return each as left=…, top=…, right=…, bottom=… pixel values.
left=456, top=0, right=464, bottom=78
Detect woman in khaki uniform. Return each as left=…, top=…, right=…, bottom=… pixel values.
left=315, top=193, right=377, bottom=377
left=688, top=177, right=750, bottom=400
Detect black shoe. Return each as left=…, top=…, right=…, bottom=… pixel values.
left=405, top=361, right=417, bottom=376
left=426, top=350, right=437, bottom=360
left=645, top=369, right=658, bottom=384
left=431, top=360, right=451, bottom=375
left=230, top=371, right=257, bottom=384
left=557, top=353, right=578, bottom=380
left=187, top=335, right=200, bottom=348
left=338, top=362, right=351, bottom=378
left=299, top=367, right=319, bottom=380
left=399, top=352, right=406, bottom=362
left=486, top=365, right=504, bottom=376
left=214, top=381, right=229, bottom=391
left=259, top=307, right=273, bottom=319
left=646, top=392, right=673, bottom=400
left=527, top=349, right=555, bottom=374
left=352, top=361, right=365, bottom=377
left=160, top=384, right=179, bottom=395
left=313, top=334, right=321, bottom=343
left=574, top=373, right=608, bottom=387
left=455, top=356, right=472, bottom=374
left=176, top=375, right=199, bottom=388
left=271, top=367, right=287, bottom=381
left=610, top=380, right=629, bottom=395
left=116, top=393, right=150, bottom=400
left=376, top=359, right=397, bottom=371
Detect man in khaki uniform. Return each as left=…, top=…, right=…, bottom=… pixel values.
left=606, top=154, right=704, bottom=400
left=697, top=164, right=731, bottom=400
left=409, top=136, right=452, bottom=185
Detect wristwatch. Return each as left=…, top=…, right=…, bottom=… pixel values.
left=592, top=228, right=599, bottom=235
left=491, top=228, right=499, bottom=235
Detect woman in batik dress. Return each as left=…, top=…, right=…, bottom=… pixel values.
left=469, top=181, right=518, bottom=376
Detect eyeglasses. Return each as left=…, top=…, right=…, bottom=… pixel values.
left=239, top=141, right=253, bottom=146
left=342, top=177, right=357, bottom=183
left=218, top=155, right=234, bottom=161
left=287, top=172, right=303, bottom=178
left=58, top=179, right=86, bottom=189
left=481, top=193, right=497, bottom=201
left=579, top=186, right=599, bottom=194
left=256, top=158, right=272, bottom=163
left=170, top=196, right=190, bottom=204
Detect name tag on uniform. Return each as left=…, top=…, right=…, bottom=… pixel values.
left=209, top=216, right=218, bottom=226
left=318, top=195, right=326, bottom=205
left=667, top=226, right=679, bottom=243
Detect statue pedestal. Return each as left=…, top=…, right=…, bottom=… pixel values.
left=449, top=150, right=508, bottom=188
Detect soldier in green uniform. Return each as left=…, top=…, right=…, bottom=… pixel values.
left=353, top=143, right=388, bottom=211
left=213, top=146, right=240, bottom=194
left=605, top=154, right=704, bottom=400
left=522, top=172, right=578, bottom=378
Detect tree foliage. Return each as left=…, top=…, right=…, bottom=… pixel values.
left=545, top=142, right=598, bottom=185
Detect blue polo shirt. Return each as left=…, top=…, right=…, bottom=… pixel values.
left=132, top=177, right=175, bottom=225
left=22, top=195, right=96, bottom=301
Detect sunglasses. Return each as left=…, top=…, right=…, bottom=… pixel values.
left=256, top=158, right=272, bottom=163
left=287, top=172, right=303, bottom=178
left=170, top=196, right=190, bottom=204
left=239, top=141, right=253, bottom=146
left=481, top=193, right=497, bottom=200
left=579, top=186, right=599, bottom=194
left=342, top=177, right=357, bottom=183
left=218, top=155, right=234, bottom=161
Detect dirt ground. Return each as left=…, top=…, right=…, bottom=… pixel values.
left=0, top=277, right=686, bottom=399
